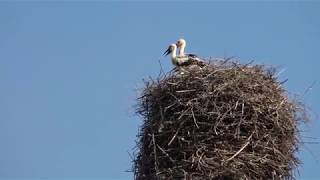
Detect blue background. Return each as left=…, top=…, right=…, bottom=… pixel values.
left=0, top=2, right=319, bottom=179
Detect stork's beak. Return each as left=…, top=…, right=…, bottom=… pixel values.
left=163, top=46, right=171, bottom=56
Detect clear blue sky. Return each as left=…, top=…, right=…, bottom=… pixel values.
left=0, top=2, right=319, bottom=180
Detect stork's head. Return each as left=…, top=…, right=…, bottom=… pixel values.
left=163, top=44, right=177, bottom=56
left=176, top=38, right=186, bottom=48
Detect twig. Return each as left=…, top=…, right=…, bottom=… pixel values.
left=152, top=133, right=159, bottom=180
left=158, top=59, right=164, bottom=78
left=157, top=145, right=175, bottom=163
left=176, top=89, right=197, bottom=93
left=168, top=127, right=181, bottom=146
left=303, top=80, right=317, bottom=96
left=226, top=133, right=253, bottom=162
left=191, top=107, right=200, bottom=129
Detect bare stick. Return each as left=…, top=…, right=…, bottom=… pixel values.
left=191, top=107, right=200, bottom=129
left=226, top=134, right=253, bottom=162
left=152, top=133, right=159, bottom=179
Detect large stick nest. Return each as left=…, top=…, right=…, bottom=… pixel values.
left=133, top=59, right=307, bottom=180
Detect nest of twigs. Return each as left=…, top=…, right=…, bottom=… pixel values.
left=134, top=59, right=307, bottom=180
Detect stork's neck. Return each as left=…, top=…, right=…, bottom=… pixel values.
left=171, top=48, right=177, bottom=59
left=179, top=43, right=186, bottom=56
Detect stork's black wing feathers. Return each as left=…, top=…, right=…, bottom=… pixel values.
left=186, top=53, right=198, bottom=58
left=178, top=59, right=193, bottom=66
left=178, top=56, right=207, bottom=67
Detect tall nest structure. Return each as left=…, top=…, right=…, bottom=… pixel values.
left=134, top=59, right=307, bottom=180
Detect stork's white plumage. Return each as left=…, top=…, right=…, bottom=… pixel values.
left=175, top=38, right=206, bottom=67
left=164, top=44, right=189, bottom=67
left=176, top=38, right=187, bottom=57
left=176, top=38, right=197, bottom=58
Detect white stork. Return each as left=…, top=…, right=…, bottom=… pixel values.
left=175, top=38, right=206, bottom=67
left=163, top=44, right=190, bottom=67
left=176, top=39, right=197, bottom=58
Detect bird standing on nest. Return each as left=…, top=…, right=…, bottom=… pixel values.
left=163, top=44, right=190, bottom=67
left=164, top=39, right=207, bottom=75
left=176, top=38, right=197, bottom=58
left=164, top=39, right=207, bottom=67
left=175, top=38, right=206, bottom=67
